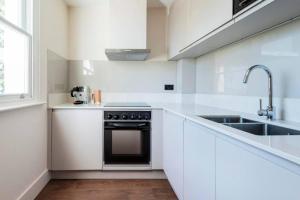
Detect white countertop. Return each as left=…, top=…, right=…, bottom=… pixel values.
left=49, top=103, right=164, bottom=110
left=49, top=102, right=300, bottom=166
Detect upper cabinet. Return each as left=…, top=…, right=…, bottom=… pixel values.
left=108, top=0, right=147, bottom=49
left=168, top=0, right=300, bottom=60
left=168, top=0, right=188, bottom=58
left=168, top=0, right=233, bottom=58
left=186, top=0, right=233, bottom=46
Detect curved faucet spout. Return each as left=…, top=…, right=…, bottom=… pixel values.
left=243, top=65, right=274, bottom=120
left=243, top=65, right=272, bottom=84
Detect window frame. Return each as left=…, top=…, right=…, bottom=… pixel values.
left=0, top=0, right=33, bottom=103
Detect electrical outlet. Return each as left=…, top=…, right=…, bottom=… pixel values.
left=164, top=84, right=174, bottom=91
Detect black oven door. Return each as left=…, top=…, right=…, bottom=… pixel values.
left=104, top=122, right=151, bottom=164
left=233, top=0, right=258, bottom=15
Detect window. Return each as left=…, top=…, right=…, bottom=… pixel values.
left=0, top=0, right=32, bottom=101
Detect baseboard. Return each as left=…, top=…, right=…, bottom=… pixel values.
left=51, top=170, right=167, bottom=180
left=17, top=170, right=51, bottom=200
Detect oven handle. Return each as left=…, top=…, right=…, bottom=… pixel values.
left=107, top=123, right=148, bottom=128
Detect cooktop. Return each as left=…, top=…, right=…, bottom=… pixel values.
left=104, top=102, right=151, bottom=108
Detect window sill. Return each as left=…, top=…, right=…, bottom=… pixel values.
left=0, top=100, right=46, bottom=113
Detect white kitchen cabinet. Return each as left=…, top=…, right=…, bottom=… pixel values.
left=151, top=109, right=163, bottom=170
left=52, top=109, right=103, bottom=171
left=186, top=0, right=233, bottom=46
left=163, top=110, right=184, bottom=200
left=168, top=0, right=188, bottom=59
left=169, top=0, right=300, bottom=60
left=216, top=137, right=300, bottom=200
left=168, top=0, right=232, bottom=59
left=184, top=120, right=216, bottom=200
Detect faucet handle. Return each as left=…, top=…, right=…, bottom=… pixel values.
left=258, top=99, right=265, bottom=117
left=259, top=99, right=262, bottom=110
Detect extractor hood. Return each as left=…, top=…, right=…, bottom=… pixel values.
left=106, top=0, right=150, bottom=61
left=105, top=49, right=151, bottom=61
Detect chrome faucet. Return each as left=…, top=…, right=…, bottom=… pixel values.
left=243, top=65, right=275, bottom=120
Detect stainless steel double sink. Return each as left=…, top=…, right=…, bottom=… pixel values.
left=200, top=116, right=300, bottom=136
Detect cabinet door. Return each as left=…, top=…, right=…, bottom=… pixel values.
left=151, top=110, right=163, bottom=169
left=184, top=120, right=216, bottom=200
left=163, top=111, right=184, bottom=200
left=186, top=0, right=233, bottom=45
left=52, top=110, right=103, bottom=170
left=216, top=138, right=300, bottom=200
left=168, top=0, right=188, bottom=58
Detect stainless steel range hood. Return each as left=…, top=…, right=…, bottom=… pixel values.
left=105, top=49, right=151, bottom=61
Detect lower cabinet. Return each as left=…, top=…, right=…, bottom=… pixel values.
left=216, top=137, right=300, bottom=200
left=163, top=111, right=184, bottom=200
left=184, top=120, right=216, bottom=200
left=51, top=109, right=103, bottom=170
left=151, top=109, right=163, bottom=170
left=165, top=115, right=300, bottom=200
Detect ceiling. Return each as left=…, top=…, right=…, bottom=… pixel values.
left=64, top=0, right=171, bottom=8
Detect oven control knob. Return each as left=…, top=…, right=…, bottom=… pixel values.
left=113, top=115, right=119, bottom=120
left=144, top=114, right=150, bottom=120
left=122, top=114, right=128, bottom=120
left=138, top=114, right=143, bottom=120
left=107, top=114, right=113, bottom=119
left=130, top=114, right=136, bottom=120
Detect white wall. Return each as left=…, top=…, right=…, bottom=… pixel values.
left=40, top=0, right=69, bottom=59
left=195, top=18, right=300, bottom=122
left=0, top=106, right=48, bottom=200
left=0, top=0, right=69, bottom=199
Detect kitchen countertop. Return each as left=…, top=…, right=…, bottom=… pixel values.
left=49, top=103, right=164, bottom=110
left=49, top=102, right=300, bottom=166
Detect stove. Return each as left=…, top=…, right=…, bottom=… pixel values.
left=104, top=102, right=151, bottom=108
left=103, top=102, right=152, bottom=169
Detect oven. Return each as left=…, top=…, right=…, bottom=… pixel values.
left=104, top=111, right=151, bottom=165
left=233, top=0, right=258, bottom=15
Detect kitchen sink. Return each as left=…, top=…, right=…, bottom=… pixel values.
left=199, top=115, right=300, bottom=136
left=200, top=115, right=258, bottom=124
left=225, top=123, right=300, bottom=136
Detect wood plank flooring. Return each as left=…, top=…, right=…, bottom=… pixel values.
left=35, top=179, right=178, bottom=200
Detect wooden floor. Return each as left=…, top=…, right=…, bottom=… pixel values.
left=36, top=179, right=178, bottom=200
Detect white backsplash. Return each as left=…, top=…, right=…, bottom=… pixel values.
left=68, top=60, right=177, bottom=93
left=47, top=50, right=69, bottom=93
left=195, top=18, right=300, bottom=122
left=48, top=92, right=184, bottom=105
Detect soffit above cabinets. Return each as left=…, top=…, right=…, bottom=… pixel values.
left=64, top=0, right=167, bottom=7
